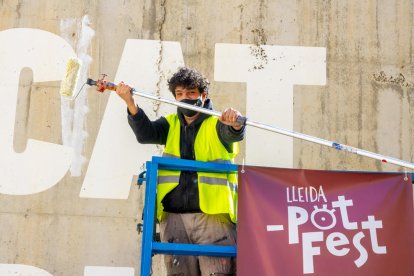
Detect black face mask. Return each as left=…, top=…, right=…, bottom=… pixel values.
left=177, top=98, right=203, bottom=117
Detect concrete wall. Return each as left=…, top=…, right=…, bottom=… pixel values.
left=0, top=0, right=413, bottom=275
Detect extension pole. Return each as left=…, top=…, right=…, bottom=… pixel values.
left=86, top=78, right=414, bottom=170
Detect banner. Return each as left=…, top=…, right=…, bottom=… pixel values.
left=237, top=166, right=414, bottom=275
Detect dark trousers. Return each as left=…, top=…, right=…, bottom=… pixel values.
left=160, top=213, right=237, bottom=276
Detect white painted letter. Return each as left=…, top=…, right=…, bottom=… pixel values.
left=0, top=264, right=52, bottom=276
left=326, top=232, right=350, bottom=256
left=0, top=28, right=74, bottom=195
left=302, top=232, right=323, bottom=274
left=332, top=195, right=358, bottom=230
left=81, top=39, right=184, bottom=198
left=353, top=232, right=368, bottom=268
left=361, top=215, right=387, bottom=254
left=288, top=206, right=309, bottom=244
left=215, top=43, right=326, bottom=168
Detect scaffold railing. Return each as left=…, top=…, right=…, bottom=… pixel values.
left=139, top=156, right=238, bottom=276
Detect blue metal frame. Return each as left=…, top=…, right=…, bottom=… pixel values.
left=140, top=156, right=238, bottom=276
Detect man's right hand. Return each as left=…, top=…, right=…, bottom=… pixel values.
left=116, top=82, right=138, bottom=115
left=219, top=107, right=243, bottom=131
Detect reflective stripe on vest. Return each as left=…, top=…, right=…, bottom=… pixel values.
left=199, top=176, right=238, bottom=192
left=158, top=175, right=180, bottom=184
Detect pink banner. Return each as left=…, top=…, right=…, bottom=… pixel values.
left=237, top=167, right=414, bottom=275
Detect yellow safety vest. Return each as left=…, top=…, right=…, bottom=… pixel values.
left=157, top=114, right=239, bottom=223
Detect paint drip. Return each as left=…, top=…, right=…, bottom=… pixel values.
left=60, top=15, right=95, bottom=176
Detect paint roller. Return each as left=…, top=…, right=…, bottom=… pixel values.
left=59, top=58, right=82, bottom=98
left=59, top=58, right=414, bottom=170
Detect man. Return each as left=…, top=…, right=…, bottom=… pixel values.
left=115, top=67, right=245, bottom=275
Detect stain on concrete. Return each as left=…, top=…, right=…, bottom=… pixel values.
left=373, top=71, right=414, bottom=88
left=15, top=0, right=21, bottom=19
left=153, top=0, right=167, bottom=115
left=249, top=28, right=268, bottom=71
left=238, top=4, right=244, bottom=43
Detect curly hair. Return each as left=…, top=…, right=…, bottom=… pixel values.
left=168, top=67, right=210, bottom=96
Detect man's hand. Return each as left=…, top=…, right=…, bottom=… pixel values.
left=116, top=82, right=138, bottom=115
left=219, top=108, right=243, bottom=131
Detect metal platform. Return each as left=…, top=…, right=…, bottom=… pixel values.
left=139, top=156, right=238, bottom=276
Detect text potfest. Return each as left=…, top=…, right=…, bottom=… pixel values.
left=285, top=186, right=386, bottom=274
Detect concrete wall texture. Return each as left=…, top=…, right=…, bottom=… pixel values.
left=0, top=0, right=413, bottom=275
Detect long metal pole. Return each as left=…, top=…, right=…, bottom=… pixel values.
left=131, top=89, right=414, bottom=170
left=86, top=79, right=414, bottom=170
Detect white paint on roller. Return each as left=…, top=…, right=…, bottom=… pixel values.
left=0, top=28, right=74, bottom=195
left=215, top=43, right=326, bottom=168
left=59, top=58, right=81, bottom=97
left=80, top=39, right=182, bottom=199
left=60, top=15, right=95, bottom=176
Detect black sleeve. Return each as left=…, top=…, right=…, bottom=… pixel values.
left=127, top=107, right=169, bottom=145
left=216, top=121, right=246, bottom=153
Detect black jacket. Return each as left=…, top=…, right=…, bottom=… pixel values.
left=128, top=99, right=245, bottom=213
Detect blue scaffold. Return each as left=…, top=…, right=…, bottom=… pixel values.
left=139, top=156, right=238, bottom=276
